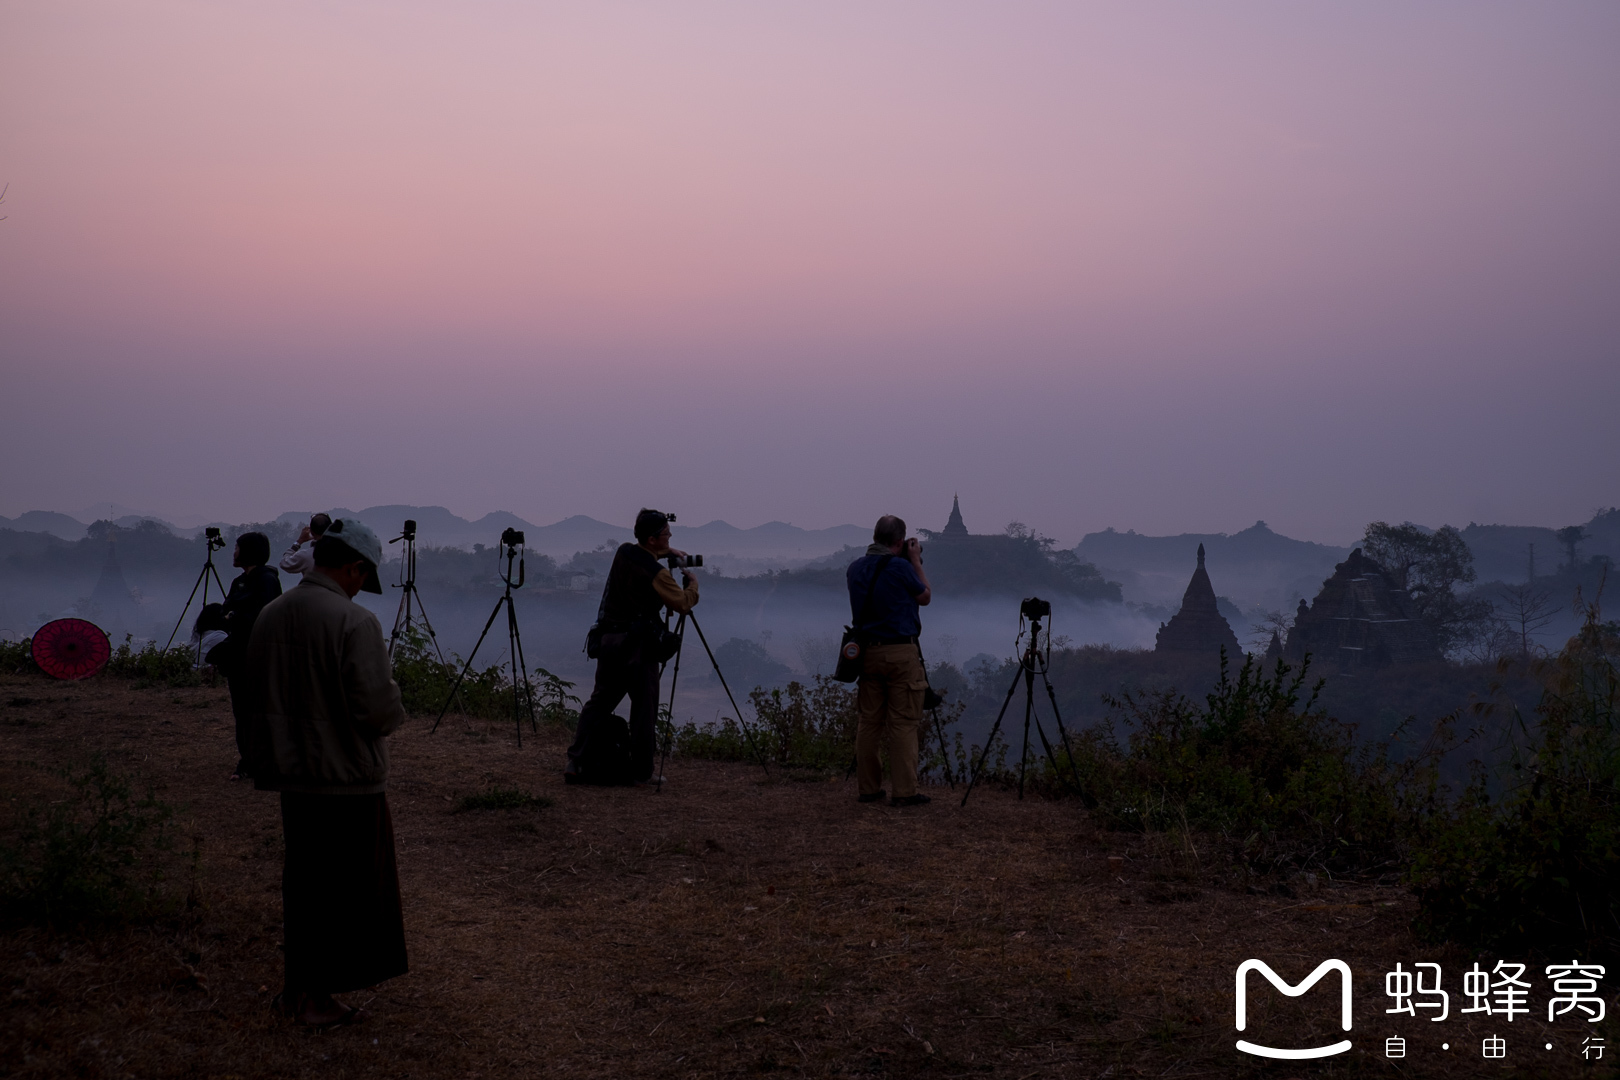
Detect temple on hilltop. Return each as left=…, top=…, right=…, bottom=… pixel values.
left=1155, top=544, right=1244, bottom=658
left=89, top=540, right=141, bottom=639
left=1284, top=548, right=1440, bottom=669
left=940, top=495, right=968, bottom=538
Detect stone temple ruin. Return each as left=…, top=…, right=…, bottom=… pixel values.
left=1284, top=547, right=1440, bottom=669
left=1155, top=544, right=1244, bottom=658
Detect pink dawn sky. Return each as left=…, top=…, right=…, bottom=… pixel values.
left=1, top=1, right=1616, bottom=543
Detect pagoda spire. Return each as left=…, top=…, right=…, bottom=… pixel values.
left=942, top=494, right=968, bottom=537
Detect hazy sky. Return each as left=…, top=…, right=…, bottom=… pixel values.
left=2, top=1, right=1616, bottom=545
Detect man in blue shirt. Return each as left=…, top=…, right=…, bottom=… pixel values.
left=846, top=515, right=933, bottom=806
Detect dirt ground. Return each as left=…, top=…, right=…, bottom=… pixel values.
left=0, top=672, right=1610, bottom=1079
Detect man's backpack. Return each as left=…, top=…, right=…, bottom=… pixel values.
left=570, top=712, right=635, bottom=786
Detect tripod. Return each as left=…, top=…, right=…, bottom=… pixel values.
left=165, top=530, right=228, bottom=664
left=387, top=521, right=444, bottom=662
left=431, top=534, right=537, bottom=744
left=959, top=604, right=1090, bottom=808
left=653, top=602, right=773, bottom=790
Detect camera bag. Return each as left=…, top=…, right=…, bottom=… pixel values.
left=833, top=554, right=895, bottom=683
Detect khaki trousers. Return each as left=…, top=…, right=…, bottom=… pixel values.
left=856, top=644, right=927, bottom=798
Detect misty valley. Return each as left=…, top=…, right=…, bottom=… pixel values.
left=4, top=498, right=1615, bottom=755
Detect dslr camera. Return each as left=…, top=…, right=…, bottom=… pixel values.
left=401, top=518, right=417, bottom=542
left=204, top=526, right=225, bottom=551
left=666, top=554, right=703, bottom=569
left=1020, top=596, right=1051, bottom=621
left=500, top=527, right=525, bottom=549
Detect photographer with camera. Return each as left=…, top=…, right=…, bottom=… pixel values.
left=279, top=512, right=332, bottom=577
left=847, top=515, right=933, bottom=807
left=565, top=509, right=699, bottom=786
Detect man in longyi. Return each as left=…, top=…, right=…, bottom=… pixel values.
left=245, top=518, right=408, bottom=1026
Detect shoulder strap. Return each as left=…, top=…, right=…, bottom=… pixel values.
left=854, top=555, right=896, bottom=630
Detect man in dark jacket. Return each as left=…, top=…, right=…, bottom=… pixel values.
left=847, top=515, right=933, bottom=806
left=212, top=531, right=282, bottom=781
left=566, top=508, right=699, bottom=785
left=245, top=518, right=408, bottom=1027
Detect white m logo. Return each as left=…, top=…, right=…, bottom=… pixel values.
left=1235, top=959, right=1353, bottom=1059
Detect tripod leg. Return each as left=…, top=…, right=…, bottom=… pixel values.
left=1017, top=666, right=1036, bottom=800
left=165, top=563, right=211, bottom=652
left=409, top=585, right=448, bottom=665
left=509, top=596, right=538, bottom=737
left=931, top=707, right=955, bottom=789
left=960, top=663, right=1025, bottom=808
left=1039, top=666, right=1094, bottom=807
left=431, top=594, right=507, bottom=733
left=655, top=614, right=686, bottom=794
left=685, top=612, right=771, bottom=778
left=389, top=588, right=410, bottom=658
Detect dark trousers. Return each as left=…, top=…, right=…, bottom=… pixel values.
left=566, top=636, right=661, bottom=782
left=226, top=673, right=252, bottom=774
left=280, top=791, right=408, bottom=997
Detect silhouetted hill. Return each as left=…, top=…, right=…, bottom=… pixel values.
left=1075, top=521, right=1349, bottom=612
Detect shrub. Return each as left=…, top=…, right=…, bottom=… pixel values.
left=0, top=636, right=37, bottom=675
left=105, top=637, right=209, bottom=687
left=0, top=756, right=178, bottom=926
left=391, top=628, right=579, bottom=727
left=1408, top=602, right=1620, bottom=962
left=675, top=674, right=966, bottom=780
left=1067, top=651, right=1415, bottom=873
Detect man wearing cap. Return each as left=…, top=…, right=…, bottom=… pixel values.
left=565, top=508, right=699, bottom=785
left=245, top=518, right=408, bottom=1027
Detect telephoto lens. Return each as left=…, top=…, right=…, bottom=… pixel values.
left=667, top=554, right=703, bottom=569
left=402, top=519, right=417, bottom=541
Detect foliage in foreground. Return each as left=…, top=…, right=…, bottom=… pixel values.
left=673, top=674, right=969, bottom=781
left=1065, top=652, right=1418, bottom=873
left=0, top=757, right=181, bottom=927
left=1407, top=601, right=1619, bottom=962
left=391, top=628, right=580, bottom=728
left=0, top=636, right=37, bottom=675
left=106, top=638, right=211, bottom=687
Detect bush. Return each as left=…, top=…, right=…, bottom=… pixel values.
left=0, top=756, right=179, bottom=926
left=1066, top=651, right=1415, bottom=873
left=105, top=637, right=209, bottom=687
left=0, top=636, right=37, bottom=675
left=675, top=674, right=967, bottom=780
left=1408, top=602, right=1620, bottom=962
left=391, top=628, right=579, bottom=727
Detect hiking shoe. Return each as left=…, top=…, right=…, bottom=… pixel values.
left=890, top=794, right=931, bottom=807
left=857, top=790, right=886, bottom=803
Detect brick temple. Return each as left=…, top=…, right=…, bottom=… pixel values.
left=1155, top=544, right=1244, bottom=658
left=1284, top=548, right=1440, bottom=668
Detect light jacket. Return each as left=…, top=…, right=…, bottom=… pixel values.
left=245, top=572, right=406, bottom=795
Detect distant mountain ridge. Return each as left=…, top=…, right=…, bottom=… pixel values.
left=0, top=505, right=869, bottom=562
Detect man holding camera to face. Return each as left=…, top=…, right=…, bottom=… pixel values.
left=565, top=508, right=699, bottom=786
left=848, top=515, right=934, bottom=807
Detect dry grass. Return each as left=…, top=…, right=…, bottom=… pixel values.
left=0, top=672, right=1605, bottom=1078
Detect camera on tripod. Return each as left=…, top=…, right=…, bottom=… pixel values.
left=666, top=554, right=703, bottom=569
left=400, top=518, right=417, bottom=542
left=1020, top=596, right=1051, bottom=621
left=500, top=527, right=525, bottom=549
left=204, top=526, right=225, bottom=551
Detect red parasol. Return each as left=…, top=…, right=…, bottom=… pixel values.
left=31, top=618, right=112, bottom=680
